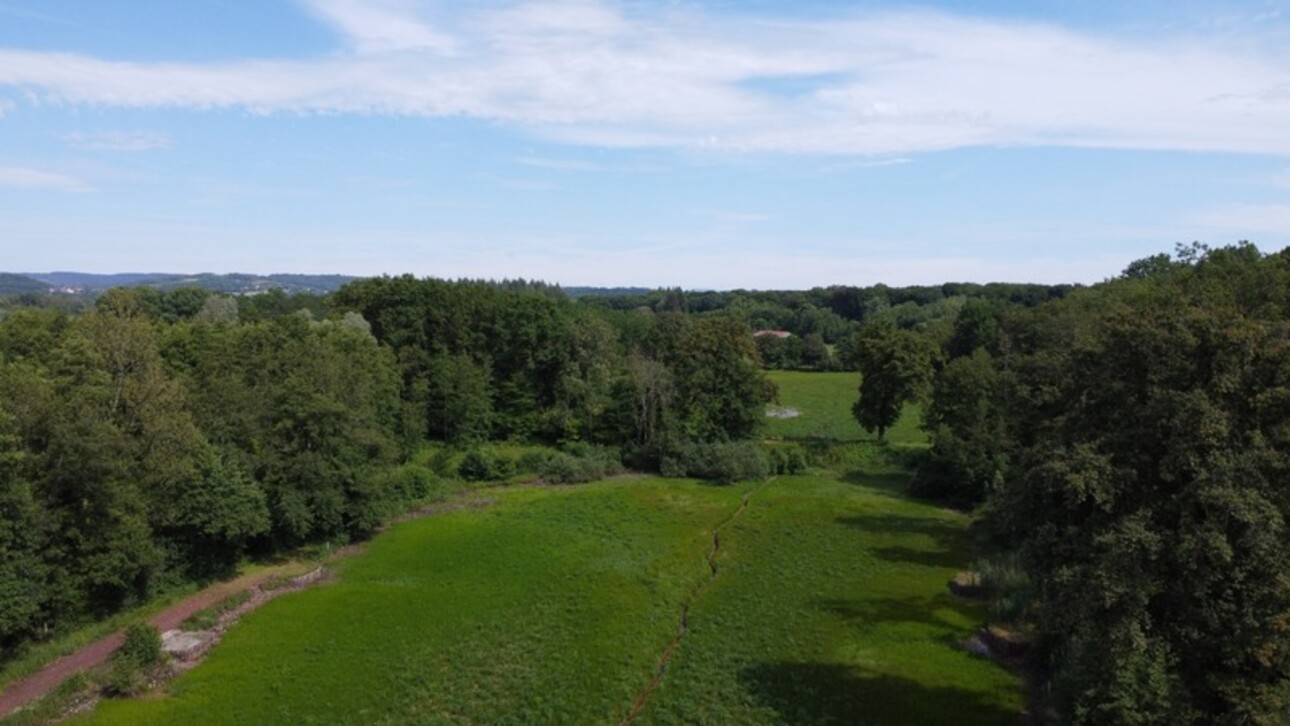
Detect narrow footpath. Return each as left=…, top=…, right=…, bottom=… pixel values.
left=0, top=567, right=303, bottom=719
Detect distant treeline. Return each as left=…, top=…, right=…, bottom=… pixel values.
left=580, top=281, right=1075, bottom=371
left=906, top=243, right=1290, bottom=723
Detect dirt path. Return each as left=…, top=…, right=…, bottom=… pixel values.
left=620, top=486, right=761, bottom=725
left=0, top=566, right=305, bottom=720
left=0, top=495, right=490, bottom=721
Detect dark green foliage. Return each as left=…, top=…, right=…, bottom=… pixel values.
left=0, top=412, right=43, bottom=647
left=851, top=320, right=935, bottom=440
left=0, top=294, right=405, bottom=654
left=118, top=622, right=163, bottom=668
left=765, top=443, right=808, bottom=475
left=375, top=463, right=436, bottom=502
left=924, top=243, right=1290, bottom=724
left=457, top=448, right=516, bottom=482
left=667, top=315, right=771, bottom=443
left=165, top=448, right=270, bottom=578
left=538, top=446, right=624, bottom=484
left=659, top=440, right=769, bottom=483
left=334, top=276, right=770, bottom=452
left=424, top=353, right=493, bottom=443
left=913, top=349, right=1007, bottom=507
left=945, top=299, right=1002, bottom=359
left=103, top=623, right=164, bottom=697
left=0, top=275, right=776, bottom=663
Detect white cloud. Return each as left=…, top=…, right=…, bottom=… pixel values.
left=62, top=130, right=171, bottom=151
left=303, top=0, right=458, bottom=54
left=0, top=166, right=93, bottom=192
left=0, top=3, right=1288, bottom=155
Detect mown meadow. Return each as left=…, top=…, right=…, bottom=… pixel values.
left=79, top=372, right=1021, bottom=725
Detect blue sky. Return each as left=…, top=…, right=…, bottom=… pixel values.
left=0, top=0, right=1288, bottom=288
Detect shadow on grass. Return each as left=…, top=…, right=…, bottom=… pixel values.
left=839, top=471, right=912, bottom=496
left=836, top=511, right=968, bottom=568
left=836, top=511, right=961, bottom=542
left=739, top=661, right=1019, bottom=726
left=868, top=545, right=963, bottom=569
left=815, top=594, right=977, bottom=632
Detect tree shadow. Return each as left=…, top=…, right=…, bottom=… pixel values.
left=739, top=661, right=1021, bottom=726
left=869, top=545, right=963, bottom=569
left=835, top=512, right=969, bottom=568
left=836, top=512, right=962, bottom=544
left=839, top=471, right=912, bottom=497
left=815, top=594, right=979, bottom=633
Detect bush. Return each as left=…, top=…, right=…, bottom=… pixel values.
left=457, top=448, right=517, bottom=482
left=379, top=464, right=435, bottom=501
left=118, top=623, right=163, bottom=668
left=765, top=444, right=808, bottom=475
left=517, top=449, right=554, bottom=474
left=538, top=446, right=623, bottom=484
left=104, top=623, right=164, bottom=697
left=660, top=440, right=768, bottom=484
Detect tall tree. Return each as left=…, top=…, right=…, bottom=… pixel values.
left=851, top=320, right=934, bottom=440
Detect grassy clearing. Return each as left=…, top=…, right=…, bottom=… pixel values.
left=638, top=473, right=1019, bottom=724
left=84, top=478, right=1019, bottom=724
left=78, top=373, right=1018, bottom=725
left=765, top=370, right=924, bottom=446
left=86, top=481, right=744, bottom=725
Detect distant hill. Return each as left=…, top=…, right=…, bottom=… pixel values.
left=0, top=273, right=53, bottom=295
left=22, top=272, right=361, bottom=295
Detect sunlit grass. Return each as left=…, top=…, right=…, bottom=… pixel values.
left=86, top=469, right=1019, bottom=725
left=764, top=370, right=925, bottom=447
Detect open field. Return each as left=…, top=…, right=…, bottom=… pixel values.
left=85, top=476, right=1018, bottom=725
left=764, top=370, right=924, bottom=445
left=70, top=373, right=1018, bottom=725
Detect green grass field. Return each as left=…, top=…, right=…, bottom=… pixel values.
left=764, top=370, right=924, bottom=446
left=80, top=373, right=1019, bottom=725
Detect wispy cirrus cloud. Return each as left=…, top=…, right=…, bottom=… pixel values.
left=0, top=1, right=1288, bottom=156
left=0, top=166, right=93, bottom=192
left=62, top=130, right=171, bottom=151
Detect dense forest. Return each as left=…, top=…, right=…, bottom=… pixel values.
left=907, top=242, right=1290, bottom=724
left=3, top=246, right=1288, bottom=723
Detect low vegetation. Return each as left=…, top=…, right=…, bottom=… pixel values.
left=77, top=374, right=1021, bottom=725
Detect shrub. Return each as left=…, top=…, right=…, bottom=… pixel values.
left=517, top=449, right=554, bottom=475
left=660, top=441, right=768, bottom=484
left=765, top=444, right=808, bottom=475
left=539, top=446, right=623, bottom=484
left=380, top=464, right=435, bottom=501
left=118, top=623, right=163, bottom=668
left=457, top=448, right=516, bottom=482
left=104, top=623, right=164, bottom=697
